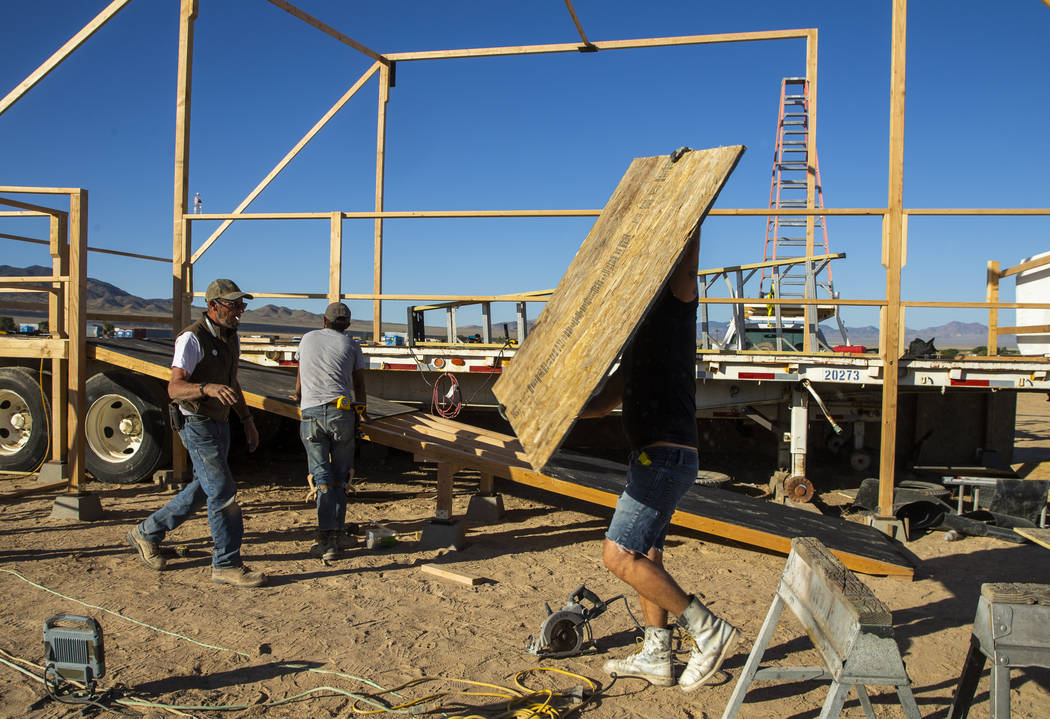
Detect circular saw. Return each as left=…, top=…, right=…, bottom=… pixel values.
left=525, top=585, right=620, bottom=658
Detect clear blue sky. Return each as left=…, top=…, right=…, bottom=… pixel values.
left=2, top=1, right=1048, bottom=332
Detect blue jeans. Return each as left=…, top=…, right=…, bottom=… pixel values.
left=606, top=446, right=698, bottom=554
left=139, top=415, right=243, bottom=568
left=300, top=405, right=356, bottom=532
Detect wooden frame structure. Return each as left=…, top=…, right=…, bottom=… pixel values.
left=3, top=0, right=1050, bottom=523
left=0, top=188, right=87, bottom=496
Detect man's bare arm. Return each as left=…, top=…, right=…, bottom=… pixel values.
left=580, top=368, right=624, bottom=419
left=668, top=230, right=700, bottom=303
left=169, top=366, right=238, bottom=406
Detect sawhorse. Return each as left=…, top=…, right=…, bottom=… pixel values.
left=721, top=537, right=921, bottom=719
left=948, top=583, right=1050, bottom=719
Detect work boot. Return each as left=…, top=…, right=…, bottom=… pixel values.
left=211, top=565, right=267, bottom=588
left=127, top=526, right=166, bottom=570
left=677, top=596, right=739, bottom=692
left=602, top=626, right=674, bottom=687
left=322, top=531, right=341, bottom=561
left=309, top=530, right=331, bottom=558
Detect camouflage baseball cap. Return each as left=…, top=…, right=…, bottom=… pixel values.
left=205, top=278, right=253, bottom=302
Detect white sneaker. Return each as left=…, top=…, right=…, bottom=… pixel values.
left=677, top=596, right=739, bottom=692
left=603, top=626, right=674, bottom=687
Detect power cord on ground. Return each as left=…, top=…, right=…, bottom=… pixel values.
left=0, top=569, right=607, bottom=717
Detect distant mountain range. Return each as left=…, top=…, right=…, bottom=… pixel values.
left=0, top=265, right=1015, bottom=348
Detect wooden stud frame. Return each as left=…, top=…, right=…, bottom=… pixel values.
left=0, top=188, right=86, bottom=496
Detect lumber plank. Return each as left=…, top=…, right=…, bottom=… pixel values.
left=494, top=146, right=744, bottom=471
left=421, top=563, right=483, bottom=586
left=0, top=0, right=134, bottom=117
left=191, top=63, right=380, bottom=263
left=1015, top=527, right=1050, bottom=550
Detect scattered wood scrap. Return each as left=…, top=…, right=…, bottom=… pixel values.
left=421, top=563, right=484, bottom=586
left=1015, top=527, right=1050, bottom=549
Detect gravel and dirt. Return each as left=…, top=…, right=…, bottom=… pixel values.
left=1, top=396, right=1049, bottom=718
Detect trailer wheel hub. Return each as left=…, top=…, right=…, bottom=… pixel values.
left=0, top=390, right=33, bottom=456
left=86, top=393, right=143, bottom=463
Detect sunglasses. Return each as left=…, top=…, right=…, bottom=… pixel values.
left=215, top=298, right=247, bottom=311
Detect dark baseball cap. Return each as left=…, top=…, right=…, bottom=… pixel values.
left=205, top=278, right=253, bottom=302
left=324, top=302, right=351, bottom=321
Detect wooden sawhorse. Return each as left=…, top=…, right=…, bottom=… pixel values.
left=948, top=583, right=1050, bottom=719
left=721, top=537, right=921, bottom=719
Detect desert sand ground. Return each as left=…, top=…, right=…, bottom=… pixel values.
left=1, top=395, right=1049, bottom=718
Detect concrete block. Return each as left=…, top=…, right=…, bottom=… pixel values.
left=419, top=518, right=467, bottom=551
left=51, top=493, right=104, bottom=521
left=37, top=461, right=67, bottom=484
left=466, top=493, right=504, bottom=523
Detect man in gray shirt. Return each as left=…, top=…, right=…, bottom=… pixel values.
left=295, top=302, right=367, bottom=560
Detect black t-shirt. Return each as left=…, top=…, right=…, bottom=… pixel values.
left=620, top=288, right=699, bottom=452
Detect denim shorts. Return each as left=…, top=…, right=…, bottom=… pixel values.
left=605, top=445, right=698, bottom=554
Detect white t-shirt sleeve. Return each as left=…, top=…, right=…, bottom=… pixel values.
left=172, top=331, right=204, bottom=374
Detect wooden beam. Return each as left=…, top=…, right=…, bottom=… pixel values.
left=878, top=0, right=908, bottom=519
left=190, top=62, right=380, bottom=263
left=0, top=196, right=67, bottom=217
left=373, top=63, right=390, bottom=342
left=420, top=564, right=483, bottom=586
left=0, top=276, right=69, bottom=284
left=996, top=324, right=1050, bottom=335
left=66, top=191, right=88, bottom=493
left=329, top=212, right=342, bottom=304
left=0, top=186, right=84, bottom=194
left=999, top=253, right=1050, bottom=279
left=384, top=29, right=812, bottom=61
left=265, top=0, right=386, bottom=63
left=804, top=30, right=818, bottom=353
left=0, top=0, right=135, bottom=117
left=987, top=260, right=1000, bottom=353
left=0, top=233, right=170, bottom=262
left=49, top=214, right=68, bottom=465
left=699, top=253, right=845, bottom=276
left=905, top=208, right=1050, bottom=216
left=563, top=0, right=594, bottom=48
left=0, top=338, right=68, bottom=359
left=172, top=0, right=197, bottom=485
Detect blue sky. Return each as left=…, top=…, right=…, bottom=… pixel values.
left=2, top=1, right=1048, bottom=332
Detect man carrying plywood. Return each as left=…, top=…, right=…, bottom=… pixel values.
left=581, top=229, right=740, bottom=691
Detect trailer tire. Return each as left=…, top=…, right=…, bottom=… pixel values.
left=85, top=371, right=170, bottom=484
left=0, top=367, right=50, bottom=472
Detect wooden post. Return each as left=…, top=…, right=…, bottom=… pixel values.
left=436, top=462, right=456, bottom=520
left=66, top=191, right=87, bottom=492
left=803, top=30, right=818, bottom=352
left=372, top=63, right=390, bottom=342
left=49, top=213, right=67, bottom=465
left=479, top=470, right=495, bottom=496
left=878, top=0, right=908, bottom=519
left=987, top=260, right=1000, bottom=355
left=329, top=211, right=342, bottom=304
left=172, top=0, right=197, bottom=483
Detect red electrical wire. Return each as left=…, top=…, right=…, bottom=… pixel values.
left=431, top=372, right=462, bottom=418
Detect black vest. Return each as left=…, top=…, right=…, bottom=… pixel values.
left=175, top=315, right=240, bottom=420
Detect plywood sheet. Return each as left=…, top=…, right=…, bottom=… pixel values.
left=493, top=146, right=744, bottom=471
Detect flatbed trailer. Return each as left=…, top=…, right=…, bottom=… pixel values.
left=70, top=338, right=916, bottom=577
left=235, top=337, right=1037, bottom=494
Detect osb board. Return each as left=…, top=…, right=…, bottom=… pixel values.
left=493, top=146, right=744, bottom=471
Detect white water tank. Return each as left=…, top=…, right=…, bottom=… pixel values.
left=1015, top=250, right=1050, bottom=356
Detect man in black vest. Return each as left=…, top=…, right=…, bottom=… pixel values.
left=582, top=232, right=738, bottom=691
left=127, top=278, right=267, bottom=588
